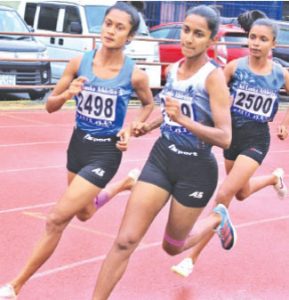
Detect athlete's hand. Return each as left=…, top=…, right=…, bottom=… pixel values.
left=277, top=125, right=288, bottom=140
left=165, top=96, right=182, bottom=123
left=116, top=127, right=130, bottom=151
left=131, top=121, right=151, bottom=137
left=65, top=76, right=88, bottom=99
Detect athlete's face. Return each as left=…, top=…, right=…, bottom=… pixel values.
left=101, top=9, right=133, bottom=49
left=180, top=14, right=213, bottom=59
left=248, top=25, right=276, bottom=58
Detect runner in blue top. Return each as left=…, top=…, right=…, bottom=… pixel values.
left=92, top=6, right=233, bottom=299
left=0, top=2, right=154, bottom=299
left=172, top=18, right=289, bottom=278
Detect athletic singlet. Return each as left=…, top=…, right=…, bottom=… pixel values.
left=159, top=59, right=218, bottom=151
left=74, top=49, right=135, bottom=136
left=229, top=57, right=285, bottom=127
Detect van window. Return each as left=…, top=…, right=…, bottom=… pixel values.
left=38, top=5, right=59, bottom=31
left=24, top=3, right=37, bottom=27
left=0, top=10, right=30, bottom=37
left=63, top=6, right=82, bottom=34
left=85, top=5, right=107, bottom=34
left=84, top=5, right=149, bottom=36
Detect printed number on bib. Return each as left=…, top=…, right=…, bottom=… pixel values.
left=77, top=90, right=117, bottom=121
left=233, top=89, right=275, bottom=118
left=161, top=96, right=194, bottom=126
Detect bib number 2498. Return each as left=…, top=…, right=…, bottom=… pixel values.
left=77, top=91, right=117, bottom=121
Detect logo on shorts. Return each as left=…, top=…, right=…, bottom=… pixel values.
left=168, top=144, right=198, bottom=156
left=189, top=191, right=204, bottom=199
left=91, top=168, right=105, bottom=177
left=84, top=134, right=111, bottom=142
left=249, top=147, right=263, bottom=155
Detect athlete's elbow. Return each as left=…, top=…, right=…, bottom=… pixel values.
left=45, top=103, right=54, bottom=113
left=219, top=133, right=231, bottom=149
left=45, top=102, right=58, bottom=114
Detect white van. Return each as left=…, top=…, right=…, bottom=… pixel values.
left=18, top=0, right=161, bottom=88
left=0, top=4, right=51, bottom=99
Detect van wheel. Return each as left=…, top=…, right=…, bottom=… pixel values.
left=29, top=91, right=46, bottom=100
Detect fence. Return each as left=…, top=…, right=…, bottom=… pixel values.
left=1, top=30, right=289, bottom=99
left=144, top=1, right=283, bottom=28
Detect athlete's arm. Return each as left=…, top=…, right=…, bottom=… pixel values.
left=223, top=59, right=238, bottom=84
left=132, top=63, right=174, bottom=137
left=133, top=115, right=163, bottom=137
left=130, top=67, right=155, bottom=135
left=277, top=68, right=289, bottom=140
left=46, top=56, right=86, bottom=113
left=165, top=67, right=232, bottom=149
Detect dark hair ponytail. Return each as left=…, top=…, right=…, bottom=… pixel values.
left=105, top=2, right=140, bottom=35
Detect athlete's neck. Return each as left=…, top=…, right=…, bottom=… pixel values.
left=92, top=47, right=125, bottom=80
left=96, top=46, right=125, bottom=67
left=178, top=55, right=209, bottom=80
left=248, top=56, right=272, bottom=75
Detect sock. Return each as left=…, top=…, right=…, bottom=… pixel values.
left=95, top=191, right=110, bottom=209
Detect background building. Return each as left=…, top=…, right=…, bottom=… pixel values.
left=143, top=1, right=284, bottom=27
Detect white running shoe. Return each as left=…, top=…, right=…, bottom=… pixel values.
left=0, top=284, right=17, bottom=299
left=171, top=258, right=194, bottom=277
left=273, top=168, right=288, bottom=199
left=128, top=168, right=141, bottom=182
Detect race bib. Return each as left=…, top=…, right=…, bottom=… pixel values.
left=160, top=95, right=194, bottom=127
left=77, top=89, right=117, bottom=122
left=232, top=88, right=275, bottom=120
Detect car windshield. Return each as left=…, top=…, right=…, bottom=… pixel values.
left=277, top=27, right=289, bottom=45
left=85, top=5, right=149, bottom=36
left=0, top=10, right=31, bottom=40
left=151, top=27, right=174, bottom=39
left=223, top=33, right=248, bottom=48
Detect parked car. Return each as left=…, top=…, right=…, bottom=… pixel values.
left=150, top=22, right=249, bottom=84
left=18, top=0, right=161, bottom=88
left=0, top=5, right=51, bottom=100
left=271, top=20, right=289, bottom=68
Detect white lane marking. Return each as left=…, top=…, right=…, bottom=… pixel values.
left=30, top=213, right=289, bottom=279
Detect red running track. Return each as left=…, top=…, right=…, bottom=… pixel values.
left=0, top=107, right=289, bottom=300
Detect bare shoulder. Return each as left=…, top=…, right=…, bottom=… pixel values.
left=164, top=64, right=173, bottom=78
left=206, top=67, right=226, bottom=87
left=131, top=66, right=150, bottom=89
left=224, top=59, right=238, bottom=73
left=65, top=55, right=83, bottom=74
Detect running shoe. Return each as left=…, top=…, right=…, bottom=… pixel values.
left=0, top=284, right=17, bottom=299
left=213, top=204, right=237, bottom=250
left=128, top=168, right=141, bottom=182
left=273, top=168, right=288, bottom=199
left=171, top=257, right=194, bottom=277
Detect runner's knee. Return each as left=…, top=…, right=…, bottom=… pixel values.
left=114, top=232, right=142, bottom=253
left=215, top=187, right=235, bottom=205
left=46, top=211, right=69, bottom=234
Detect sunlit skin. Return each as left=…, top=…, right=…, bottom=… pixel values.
left=248, top=25, right=276, bottom=60
left=100, top=9, right=134, bottom=50
left=180, top=14, right=214, bottom=61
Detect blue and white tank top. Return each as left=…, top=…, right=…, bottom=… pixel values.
left=74, top=50, right=135, bottom=136
left=159, top=59, right=218, bottom=151
left=229, top=57, right=285, bottom=127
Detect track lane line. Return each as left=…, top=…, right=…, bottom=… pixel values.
left=30, top=214, right=289, bottom=279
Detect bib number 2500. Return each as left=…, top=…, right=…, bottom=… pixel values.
left=234, top=90, right=274, bottom=117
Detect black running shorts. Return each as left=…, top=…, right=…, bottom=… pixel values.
left=139, top=137, right=218, bottom=208
left=224, top=122, right=270, bottom=165
left=67, top=128, right=122, bottom=188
